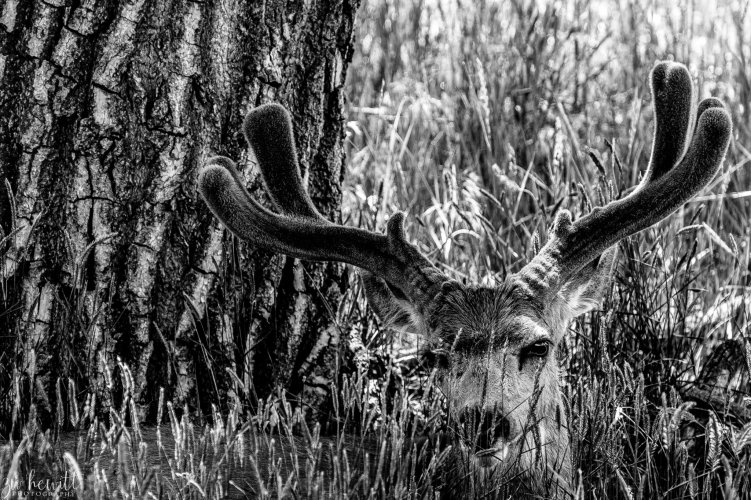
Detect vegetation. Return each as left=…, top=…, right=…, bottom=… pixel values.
left=1, top=0, right=750, bottom=498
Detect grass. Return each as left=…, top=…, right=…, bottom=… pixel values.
left=2, top=0, right=751, bottom=498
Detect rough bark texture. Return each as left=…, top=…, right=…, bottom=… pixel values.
left=0, top=0, right=360, bottom=433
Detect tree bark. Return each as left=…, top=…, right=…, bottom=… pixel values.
left=0, top=0, right=360, bottom=433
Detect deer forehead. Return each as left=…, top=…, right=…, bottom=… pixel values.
left=431, top=285, right=552, bottom=353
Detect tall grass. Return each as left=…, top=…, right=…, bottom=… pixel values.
left=341, top=0, right=751, bottom=497
left=1, top=0, right=750, bottom=498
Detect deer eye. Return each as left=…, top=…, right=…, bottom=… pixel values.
left=521, top=340, right=551, bottom=360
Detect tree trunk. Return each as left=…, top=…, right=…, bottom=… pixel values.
left=0, top=0, right=360, bottom=433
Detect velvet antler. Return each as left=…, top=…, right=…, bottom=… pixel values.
left=514, top=62, right=732, bottom=298
left=198, top=104, right=447, bottom=311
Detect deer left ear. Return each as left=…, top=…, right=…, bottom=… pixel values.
left=558, top=246, right=618, bottom=317
left=361, top=272, right=428, bottom=334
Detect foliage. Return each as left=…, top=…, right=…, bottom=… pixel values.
left=1, top=0, right=751, bottom=498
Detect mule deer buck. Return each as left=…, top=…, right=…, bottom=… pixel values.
left=198, top=62, right=731, bottom=496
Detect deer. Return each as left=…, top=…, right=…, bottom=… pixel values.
left=198, top=61, right=731, bottom=497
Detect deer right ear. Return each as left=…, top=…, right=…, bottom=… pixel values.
left=557, top=246, right=618, bottom=318
left=362, top=273, right=427, bottom=332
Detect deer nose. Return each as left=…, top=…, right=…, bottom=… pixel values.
left=458, top=408, right=511, bottom=452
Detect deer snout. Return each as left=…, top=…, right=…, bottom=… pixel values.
left=458, top=407, right=513, bottom=452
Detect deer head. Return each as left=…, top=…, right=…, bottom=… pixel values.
left=198, top=62, right=731, bottom=495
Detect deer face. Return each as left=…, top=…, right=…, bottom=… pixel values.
left=426, top=285, right=568, bottom=475
left=198, top=61, right=731, bottom=494
left=363, top=249, right=615, bottom=482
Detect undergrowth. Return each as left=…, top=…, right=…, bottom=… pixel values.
left=1, top=0, right=751, bottom=498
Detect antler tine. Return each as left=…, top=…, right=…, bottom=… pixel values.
left=198, top=104, right=446, bottom=309
left=242, top=104, right=322, bottom=219
left=515, top=61, right=732, bottom=298
left=644, top=62, right=695, bottom=182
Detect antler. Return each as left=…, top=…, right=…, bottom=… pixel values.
left=515, top=61, right=732, bottom=298
left=198, top=104, right=447, bottom=310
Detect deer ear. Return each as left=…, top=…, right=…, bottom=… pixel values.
left=558, top=246, right=618, bottom=317
left=361, top=273, right=426, bottom=332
